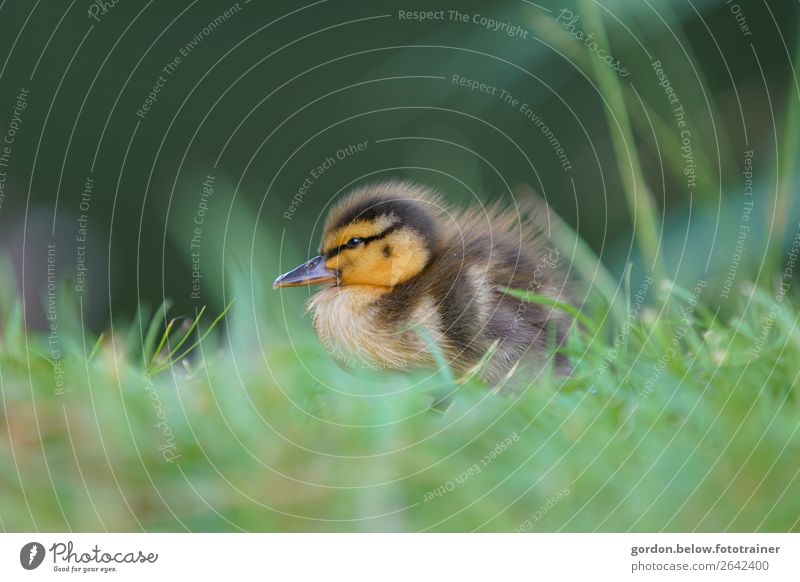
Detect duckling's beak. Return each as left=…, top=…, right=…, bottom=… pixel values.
left=273, top=255, right=338, bottom=289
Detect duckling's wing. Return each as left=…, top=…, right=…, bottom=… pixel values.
left=434, top=196, right=572, bottom=383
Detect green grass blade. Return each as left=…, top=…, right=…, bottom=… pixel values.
left=160, top=305, right=207, bottom=364
left=578, top=0, right=666, bottom=282
left=500, top=286, right=598, bottom=335
left=769, top=32, right=800, bottom=272
left=411, top=324, right=455, bottom=388
left=151, top=300, right=234, bottom=375
left=143, top=298, right=172, bottom=366
left=88, top=333, right=104, bottom=363
left=148, top=317, right=179, bottom=372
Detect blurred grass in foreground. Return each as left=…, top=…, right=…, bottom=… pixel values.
left=0, top=263, right=798, bottom=532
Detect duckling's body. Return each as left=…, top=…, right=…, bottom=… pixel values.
left=275, top=181, right=570, bottom=386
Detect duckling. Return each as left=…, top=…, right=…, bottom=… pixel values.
left=273, top=180, right=571, bottom=386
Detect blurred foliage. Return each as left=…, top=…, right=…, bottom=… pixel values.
left=1, top=265, right=798, bottom=531
left=0, top=0, right=797, bottom=318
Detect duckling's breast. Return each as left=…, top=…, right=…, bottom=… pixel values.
left=307, top=285, right=440, bottom=371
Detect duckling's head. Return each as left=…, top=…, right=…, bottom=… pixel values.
left=273, top=181, right=440, bottom=291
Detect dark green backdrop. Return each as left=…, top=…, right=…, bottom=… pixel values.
left=0, top=0, right=796, bottom=324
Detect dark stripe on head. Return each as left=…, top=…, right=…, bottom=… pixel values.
left=325, top=223, right=401, bottom=259
left=332, top=197, right=438, bottom=254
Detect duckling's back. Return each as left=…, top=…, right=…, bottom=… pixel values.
left=377, top=200, right=571, bottom=385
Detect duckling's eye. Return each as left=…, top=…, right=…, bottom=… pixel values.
left=345, top=237, right=363, bottom=249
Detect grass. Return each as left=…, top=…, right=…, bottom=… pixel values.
left=0, top=268, right=798, bottom=532
left=145, top=301, right=235, bottom=376
left=578, top=0, right=667, bottom=282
